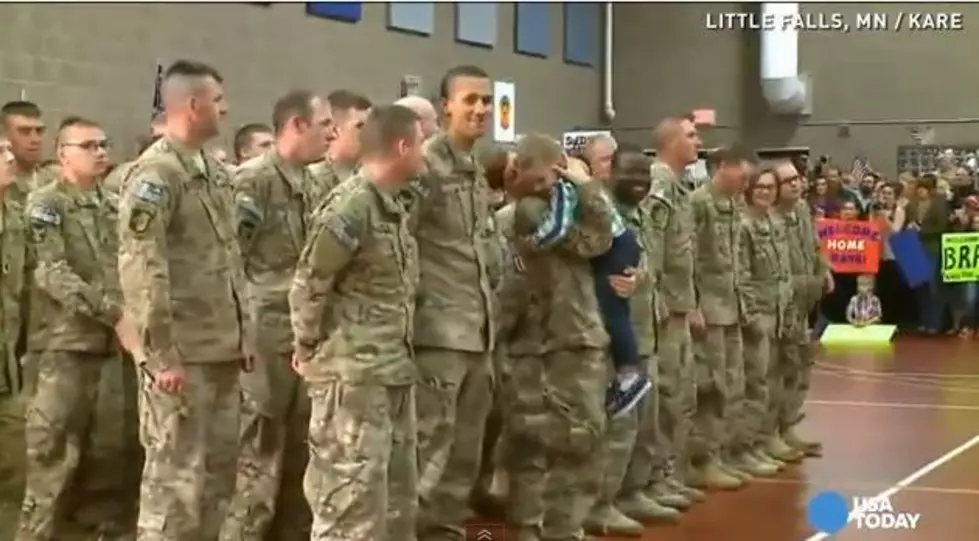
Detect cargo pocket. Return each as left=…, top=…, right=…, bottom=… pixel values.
left=539, top=387, right=599, bottom=458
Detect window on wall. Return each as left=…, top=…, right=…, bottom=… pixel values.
left=306, top=2, right=362, bottom=23
left=563, top=2, right=600, bottom=67
left=456, top=3, right=498, bottom=47
left=514, top=2, right=550, bottom=57
left=388, top=2, right=435, bottom=36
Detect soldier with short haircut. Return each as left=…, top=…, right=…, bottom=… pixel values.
left=289, top=104, right=425, bottom=541
left=306, top=89, right=372, bottom=205
left=117, top=59, right=252, bottom=541
left=233, top=123, right=274, bottom=165
left=17, top=116, right=137, bottom=540
left=1, top=101, right=51, bottom=192
left=221, top=89, right=331, bottom=541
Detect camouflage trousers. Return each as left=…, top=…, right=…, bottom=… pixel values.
left=619, top=355, right=660, bottom=495
left=742, top=315, right=777, bottom=444
left=653, top=316, right=695, bottom=481
left=17, top=351, right=140, bottom=541
left=690, top=324, right=744, bottom=459
left=136, top=362, right=241, bottom=541
left=0, top=393, right=27, bottom=541
left=415, top=348, right=494, bottom=541
left=503, top=348, right=607, bottom=541
left=304, top=381, right=417, bottom=541
left=476, top=349, right=510, bottom=496
left=774, top=313, right=814, bottom=431
left=221, top=351, right=310, bottom=541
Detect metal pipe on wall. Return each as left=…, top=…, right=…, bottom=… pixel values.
left=603, top=1, right=616, bottom=122
left=760, top=3, right=799, bottom=82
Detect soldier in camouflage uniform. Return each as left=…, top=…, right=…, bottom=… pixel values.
left=305, top=90, right=370, bottom=207
left=118, top=60, right=250, bottom=541
left=585, top=144, right=681, bottom=536
left=737, top=166, right=793, bottom=475
left=686, top=146, right=758, bottom=490
left=220, top=90, right=332, bottom=541
left=412, top=66, right=498, bottom=541
left=0, top=130, right=30, bottom=539
left=771, top=160, right=827, bottom=460
left=289, top=105, right=424, bottom=541
left=643, top=116, right=705, bottom=507
left=16, top=117, right=139, bottom=541
left=1, top=101, right=53, bottom=192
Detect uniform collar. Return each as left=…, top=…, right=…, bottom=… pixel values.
left=429, top=132, right=476, bottom=173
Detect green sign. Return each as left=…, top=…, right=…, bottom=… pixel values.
left=941, top=232, right=979, bottom=282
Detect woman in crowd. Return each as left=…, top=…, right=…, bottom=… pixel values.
left=905, top=173, right=951, bottom=334
left=807, top=177, right=840, bottom=218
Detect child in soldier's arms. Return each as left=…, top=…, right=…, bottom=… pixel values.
left=510, top=134, right=651, bottom=419
left=846, top=274, right=882, bottom=327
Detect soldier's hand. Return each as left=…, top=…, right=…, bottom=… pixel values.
left=823, top=271, right=835, bottom=295
left=291, top=352, right=308, bottom=376
left=154, top=366, right=187, bottom=395
left=688, top=310, right=706, bottom=336
left=113, top=314, right=140, bottom=354
left=608, top=268, right=638, bottom=298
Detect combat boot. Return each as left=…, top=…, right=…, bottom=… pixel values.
left=751, top=446, right=786, bottom=470
left=645, top=481, right=692, bottom=510
left=783, top=427, right=823, bottom=457
left=729, top=450, right=779, bottom=477
left=666, top=476, right=706, bottom=503
left=616, top=491, right=682, bottom=524
left=765, top=434, right=803, bottom=463
left=583, top=503, right=646, bottom=536
left=719, top=455, right=753, bottom=482
left=687, top=460, right=743, bottom=490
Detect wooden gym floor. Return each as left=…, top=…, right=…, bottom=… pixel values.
left=469, top=337, right=979, bottom=540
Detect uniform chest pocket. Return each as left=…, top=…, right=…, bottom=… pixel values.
left=438, top=181, right=472, bottom=236
left=186, top=184, right=234, bottom=243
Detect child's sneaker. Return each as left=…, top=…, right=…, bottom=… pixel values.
left=607, top=373, right=652, bottom=419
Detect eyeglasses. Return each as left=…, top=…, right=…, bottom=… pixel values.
left=779, top=174, right=800, bottom=184
left=62, top=139, right=111, bottom=152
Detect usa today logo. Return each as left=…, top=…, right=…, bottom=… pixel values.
left=807, top=491, right=921, bottom=534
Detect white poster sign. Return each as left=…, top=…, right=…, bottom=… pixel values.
left=492, top=81, right=515, bottom=143
left=561, top=130, right=611, bottom=153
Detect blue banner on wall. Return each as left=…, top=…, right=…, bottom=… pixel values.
left=306, top=2, right=362, bottom=23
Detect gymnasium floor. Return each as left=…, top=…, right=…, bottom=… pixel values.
left=626, top=338, right=979, bottom=540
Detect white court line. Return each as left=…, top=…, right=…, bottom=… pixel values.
left=813, top=369, right=979, bottom=394
left=807, top=399, right=979, bottom=411
left=753, top=477, right=979, bottom=496
left=805, top=433, right=979, bottom=541
left=815, top=361, right=979, bottom=379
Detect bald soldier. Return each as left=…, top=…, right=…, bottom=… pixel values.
left=16, top=117, right=138, bottom=541
left=412, top=65, right=498, bottom=541
left=289, top=104, right=425, bottom=541
left=686, top=145, right=757, bottom=491
left=395, top=95, right=439, bottom=139
left=643, top=114, right=705, bottom=509
left=306, top=90, right=370, bottom=206
left=0, top=127, right=30, bottom=537
left=117, top=59, right=253, bottom=541
left=220, top=90, right=332, bottom=541
left=770, top=160, right=828, bottom=461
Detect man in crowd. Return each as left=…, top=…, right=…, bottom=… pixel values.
left=17, top=116, right=138, bottom=541
left=687, top=145, right=757, bottom=490
left=646, top=114, right=705, bottom=507
left=581, top=133, right=616, bottom=182
left=117, top=59, right=251, bottom=540
left=411, top=64, right=497, bottom=541
left=289, top=104, right=425, bottom=540
left=232, top=123, right=274, bottom=165
left=1, top=101, right=50, bottom=191
left=771, top=160, right=827, bottom=461
left=221, top=89, right=331, bottom=541
left=306, top=89, right=371, bottom=204
left=395, top=95, right=439, bottom=139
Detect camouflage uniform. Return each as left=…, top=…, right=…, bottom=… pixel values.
left=688, top=182, right=745, bottom=486
left=289, top=175, right=418, bottom=541
left=513, top=178, right=611, bottom=541
left=220, top=152, right=314, bottom=541
left=734, top=208, right=792, bottom=475
left=102, top=161, right=140, bottom=196
left=306, top=159, right=355, bottom=209
left=118, top=137, right=247, bottom=541
left=772, top=200, right=824, bottom=453
left=16, top=180, right=129, bottom=540
left=644, top=163, right=700, bottom=500
left=411, top=134, right=496, bottom=541
left=0, top=177, right=31, bottom=537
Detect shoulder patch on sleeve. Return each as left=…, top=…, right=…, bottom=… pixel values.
left=324, top=214, right=361, bottom=251
left=28, top=203, right=61, bottom=227
left=132, top=176, right=167, bottom=204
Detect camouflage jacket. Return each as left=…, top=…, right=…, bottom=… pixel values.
left=623, top=204, right=657, bottom=357
left=290, top=174, right=418, bottom=385
left=648, top=161, right=696, bottom=315
left=774, top=199, right=825, bottom=312
left=234, top=152, right=313, bottom=354
left=690, top=182, right=743, bottom=326
left=737, top=208, right=792, bottom=335
left=306, top=158, right=355, bottom=211
left=0, top=183, right=30, bottom=394
left=25, top=180, right=120, bottom=352
left=117, top=137, right=249, bottom=369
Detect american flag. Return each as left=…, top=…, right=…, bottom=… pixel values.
left=151, top=63, right=164, bottom=120
left=849, top=155, right=870, bottom=181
